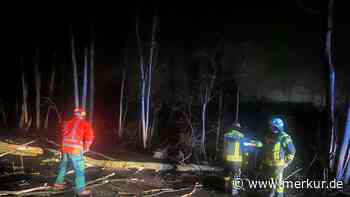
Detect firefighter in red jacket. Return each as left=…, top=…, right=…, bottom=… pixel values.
left=53, top=108, right=94, bottom=196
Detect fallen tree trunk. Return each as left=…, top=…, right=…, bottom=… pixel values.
left=0, top=140, right=42, bottom=157
left=45, top=153, right=221, bottom=172
left=56, top=150, right=221, bottom=172
left=1, top=140, right=222, bottom=172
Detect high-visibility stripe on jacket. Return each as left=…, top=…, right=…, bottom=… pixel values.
left=61, top=117, right=94, bottom=155
left=223, top=129, right=244, bottom=162
left=265, top=131, right=295, bottom=167
left=226, top=141, right=243, bottom=162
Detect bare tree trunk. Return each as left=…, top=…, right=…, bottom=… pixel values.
left=235, top=86, right=240, bottom=123
left=49, top=53, right=56, bottom=95
left=216, top=90, right=223, bottom=152
left=35, top=49, right=41, bottom=131
left=325, top=0, right=336, bottom=174
left=145, top=14, right=157, bottom=147
left=136, top=17, right=147, bottom=148
left=148, top=103, right=161, bottom=147
left=148, top=49, right=159, bottom=147
left=71, top=27, right=80, bottom=109
left=123, top=99, right=128, bottom=128
left=200, top=80, right=215, bottom=161
left=201, top=99, right=208, bottom=161
left=136, top=12, right=158, bottom=149
left=89, top=27, right=95, bottom=123
left=200, top=45, right=218, bottom=161
left=44, top=108, right=50, bottom=130
left=44, top=64, right=56, bottom=129
left=19, top=104, right=24, bottom=129
left=1, top=109, right=7, bottom=127
left=0, top=100, right=7, bottom=127
left=49, top=69, right=56, bottom=96
left=21, top=67, right=29, bottom=130
left=118, top=68, right=126, bottom=140
left=82, top=46, right=88, bottom=110
left=337, top=103, right=350, bottom=183
left=60, top=56, right=66, bottom=117
left=148, top=109, right=157, bottom=148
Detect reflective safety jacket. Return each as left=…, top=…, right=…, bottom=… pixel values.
left=223, top=129, right=263, bottom=163
left=61, top=117, right=94, bottom=155
left=264, top=131, right=295, bottom=167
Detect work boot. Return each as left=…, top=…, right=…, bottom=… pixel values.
left=276, top=192, right=283, bottom=197
left=232, top=188, right=239, bottom=196
left=224, top=176, right=230, bottom=192
left=77, top=189, right=92, bottom=196
left=52, top=183, right=66, bottom=190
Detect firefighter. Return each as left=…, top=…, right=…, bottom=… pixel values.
left=53, top=108, right=95, bottom=196
left=222, top=121, right=263, bottom=196
left=263, top=116, right=296, bottom=197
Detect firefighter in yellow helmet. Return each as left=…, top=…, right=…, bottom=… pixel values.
left=222, top=121, right=263, bottom=196
left=263, top=116, right=296, bottom=197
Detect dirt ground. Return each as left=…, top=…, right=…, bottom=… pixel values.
left=0, top=157, right=343, bottom=197
left=0, top=136, right=347, bottom=197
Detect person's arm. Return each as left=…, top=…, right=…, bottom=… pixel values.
left=83, top=123, right=95, bottom=152
left=242, top=138, right=263, bottom=148
left=62, top=121, right=69, bottom=136
left=282, top=135, right=296, bottom=167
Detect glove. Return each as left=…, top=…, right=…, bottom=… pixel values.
left=284, top=159, right=293, bottom=169
left=256, top=141, right=263, bottom=148
left=84, top=141, right=93, bottom=154
left=83, top=146, right=90, bottom=154
left=275, top=166, right=284, bottom=174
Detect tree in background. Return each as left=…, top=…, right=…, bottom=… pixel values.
left=70, top=25, right=95, bottom=125
left=136, top=13, right=158, bottom=149
left=35, top=48, right=41, bottom=131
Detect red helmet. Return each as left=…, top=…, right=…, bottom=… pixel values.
left=74, top=108, right=86, bottom=117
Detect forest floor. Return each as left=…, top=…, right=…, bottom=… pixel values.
left=0, top=135, right=347, bottom=197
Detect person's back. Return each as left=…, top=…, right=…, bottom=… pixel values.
left=222, top=122, right=262, bottom=196
left=223, top=127, right=245, bottom=164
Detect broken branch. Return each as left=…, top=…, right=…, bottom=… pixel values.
left=0, top=183, right=51, bottom=196
left=0, top=139, right=39, bottom=158
left=86, top=172, right=116, bottom=186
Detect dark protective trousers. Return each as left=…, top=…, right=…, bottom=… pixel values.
left=267, top=167, right=284, bottom=197
left=224, top=162, right=242, bottom=196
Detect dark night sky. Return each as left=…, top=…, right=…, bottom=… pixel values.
left=2, top=0, right=349, bottom=104
left=4, top=0, right=347, bottom=60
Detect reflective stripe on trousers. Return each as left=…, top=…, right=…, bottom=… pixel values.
left=270, top=168, right=284, bottom=197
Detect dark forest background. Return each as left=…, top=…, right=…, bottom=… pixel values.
left=0, top=0, right=349, bottom=178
